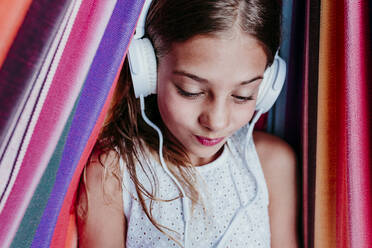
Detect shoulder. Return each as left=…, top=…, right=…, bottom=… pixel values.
left=253, top=131, right=298, bottom=247
left=79, top=149, right=123, bottom=213
left=253, top=130, right=296, bottom=171
left=252, top=130, right=297, bottom=198
left=84, top=149, right=122, bottom=193
left=77, top=149, right=125, bottom=247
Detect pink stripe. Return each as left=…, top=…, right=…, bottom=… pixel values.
left=345, top=1, right=372, bottom=247
left=0, top=0, right=117, bottom=246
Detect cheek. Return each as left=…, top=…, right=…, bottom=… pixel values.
left=158, top=91, right=195, bottom=129
left=231, top=103, right=257, bottom=128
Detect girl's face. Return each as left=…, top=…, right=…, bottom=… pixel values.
left=157, top=33, right=267, bottom=166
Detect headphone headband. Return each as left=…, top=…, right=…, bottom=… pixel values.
left=133, top=0, right=153, bottom=39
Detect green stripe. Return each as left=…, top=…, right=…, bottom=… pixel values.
left=10, top=97, right=80, bottom=248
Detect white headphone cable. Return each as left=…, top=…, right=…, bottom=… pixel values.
left=215, top=109, right=263, bottom=247
left=139, top=95, right=191, bottom=248
left=139, top=95, right=263, bottom=247
left=247, top=109, right=263, bottom=142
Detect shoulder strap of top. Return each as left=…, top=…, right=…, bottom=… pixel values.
left=119, top=155, right=134, bottom=217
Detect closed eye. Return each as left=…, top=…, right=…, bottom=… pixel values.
left=232, top=95, right=254, bottom=103
left=175, top=85, right=203, bottom=98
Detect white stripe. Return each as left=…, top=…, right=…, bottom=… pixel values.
left=0, top=0, right=80, bottom=212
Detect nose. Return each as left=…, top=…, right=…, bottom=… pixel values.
left=199, top=99, right=229, bottom=132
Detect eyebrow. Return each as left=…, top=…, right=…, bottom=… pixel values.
left=173, top=70, right=263, bottom=85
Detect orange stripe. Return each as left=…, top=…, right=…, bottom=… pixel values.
left=315, top=0, right=338, bottom=247
left=315, top=0, right=350, bottom=247
left=0, top=0, right=33, bottom=68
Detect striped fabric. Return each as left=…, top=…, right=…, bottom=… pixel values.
left=0, top=0, right=371, bottom=247
left=1, top=1, right=81, bottom=246
left=0, top=0, right=144, bottom=247
left=302, top=1, right=321, bottom=247
left=300, top=0, right=372, bottom=248
left=314, top=1, right=372, bottom=247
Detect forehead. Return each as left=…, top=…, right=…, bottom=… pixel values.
left=159, top=33, right=268, bottom=84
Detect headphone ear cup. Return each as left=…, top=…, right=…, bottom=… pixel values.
left=128, top=37, right=157, bottom=98
left=255, top=55, right=286, bottom=113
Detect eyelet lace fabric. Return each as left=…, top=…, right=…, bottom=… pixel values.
left=121, top=126, right=271, bottom=247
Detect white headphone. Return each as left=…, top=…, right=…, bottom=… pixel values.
left=128, top=0, right=286, bottom=114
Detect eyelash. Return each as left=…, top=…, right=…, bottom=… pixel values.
left=175, top=85, right=254, bottom=103
left=232, top=95, right=254, bottom=103
left=176, top=86, right=202, bottom=98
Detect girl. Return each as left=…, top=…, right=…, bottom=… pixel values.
left=77, top=0, right=298, bottom=247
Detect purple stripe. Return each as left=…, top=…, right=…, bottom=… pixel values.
left=31, top=0, right=144, bottom=247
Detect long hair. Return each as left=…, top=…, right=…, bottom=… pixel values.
left=79, top=0, right=281, bottom=243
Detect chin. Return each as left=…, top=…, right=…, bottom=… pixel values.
left=189, top=145, right=225, bottom=165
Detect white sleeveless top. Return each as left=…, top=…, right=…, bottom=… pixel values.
left=120, top=125, right=271, bottom=248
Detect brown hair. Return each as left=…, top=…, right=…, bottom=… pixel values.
left=147, top=0, right=281, bottom=63
left=80, top=0, right=281, bottom=244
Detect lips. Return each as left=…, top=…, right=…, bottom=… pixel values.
left=195, top=135, right=224, bottom=146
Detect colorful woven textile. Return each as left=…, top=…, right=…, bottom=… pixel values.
left=0, top=0, right=144, bottom=247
